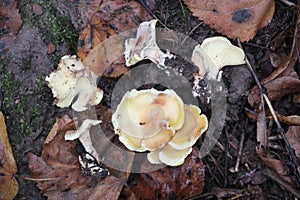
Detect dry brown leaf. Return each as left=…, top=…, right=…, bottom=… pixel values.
left=272, top=114, right=300, bottom=126
left=183, top=0, right=275, bottom=41
left=28, top=116, right=123, bottom=199
left=77, top=0, right=155, bottom=78
left=126, top=147, right=205, bottom=199
left=0, top=0, right=23, bottom=54
left=257, top=146, right=292, bottom=183
left=0, top=111, right=18, bottom=200
left=248, top=8, right=300, bottom=107
left=286, top=126, right=300, bottom=158
left=45, top=115, right=73, bottom=144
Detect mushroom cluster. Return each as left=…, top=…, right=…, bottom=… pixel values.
left=112, top=88, right=208, bottom=166
left=46, top=55, right=103, bottom=112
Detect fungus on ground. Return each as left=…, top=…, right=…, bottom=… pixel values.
left=65, top=119, right=102, bottom=161
left=46, top=55, right=103, bottom=112
left=124, top=19, right=174, bottom=67
left=112, top=88, right=208, bottom=166
left=192, top=36, right=246, bottom=81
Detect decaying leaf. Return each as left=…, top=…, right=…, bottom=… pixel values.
left=126, top=147, right=205, bottom=199
left=28, top=116, right=123, bottom=199
left=183, top=0, right=275, bottom=41
left=286, top=126, right=300, bottom=158
left=0, top=0, right=23, bottom=54
left=77, top=0, right=155, bottom=78
left=257, top=108, right=267, bottom=148
left=124, top=19, right=174, bottom=67
left=256, top=146, right=292, bottom=183
left=45, top=115, right=73, bottom=144
left=270, top=114, right=300, bottom=126
left=0, top=111, right=19, bottom=200
left=248, top=10, right=300, bottom=107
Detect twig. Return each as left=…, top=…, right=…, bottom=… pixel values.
left=262, top=168, right=300, bottom=199
left=178, top=0, right=186, bottom=18
left=137, top=0, right=170, bottom=30
left=208, top=152, right=225, bottom=178
left=276, top=0, right=296, bottom=6
left=181, top=22, right=202, bottom=45
left=237, top=40, right=299, bottom=169
left=234, top=129, right=245, bottom=172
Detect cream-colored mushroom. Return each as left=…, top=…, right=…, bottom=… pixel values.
left=146, top=105, right=208, bottom=166
left=168, top=104, right=208, bottom=150
left=158, top=145, right=193, bottom=166
left=124, top=19, right=174, bottom=67
left=192, top=36, right=245, bottom=80
left=112, top=88, right=185, bottom=152
left=65, top=119, right=102, bottom=161
left=46, top=55, right=103, bottom=112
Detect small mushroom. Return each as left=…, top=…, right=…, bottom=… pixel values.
left=65, top=119, right=102, bottom=162
left=192, top=36, right=245, bottom=80
left=124, top=19, right=174, bottom=67
left=46, top=55, right=103, bottom=112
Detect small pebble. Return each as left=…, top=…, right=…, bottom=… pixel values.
left=47, top=42, right=55, bottom=54
left=32, top=3, right=43, bottom=16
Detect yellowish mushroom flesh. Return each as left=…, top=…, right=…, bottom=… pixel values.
left=168, top=104, right=208, bottom=150
left=147, top=150, right=163, bottom=164
left=158, top=145, right=193, bottom=166
left=112, top=88, right=185, bottom=151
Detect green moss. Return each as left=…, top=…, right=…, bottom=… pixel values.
left=19, top=0, right=78, bottom=55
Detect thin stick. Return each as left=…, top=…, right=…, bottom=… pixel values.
left=276, top=0, right=296, bottom=6
left=18, top=175, right=66, bottom=182
left=237, top=40, right=299, bottom=168
left=234, top=129, right=245, bottom=172
left=262, top=168, right=300, bottom=199
left=181, top=22, right=202, bottom=45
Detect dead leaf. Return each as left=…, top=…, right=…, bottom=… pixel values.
left=257, top=108, right=267, bottom=148
left=45, top=115, right=73, bottom=144
left=77, top=0, right=155, bottom=78
left=126, top=147, right=205, bottom=199
left=28, top=116, right=123, bottom=199
left=248, top=7, right=300, bottom=107
left=286, top=126, right=300, bottom=158
left=0, top=111, right=18, bottom=200
left=211, top=186, right=265, bottom=199
left=0, top=0, right=23, bottom=54
left=183, top=0, right=275, bottom=41
left=270, top=114, right=300, bottom=126
left=256, top=146, right=292, bottom=183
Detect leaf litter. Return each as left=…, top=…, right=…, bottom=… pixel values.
left=4, top=0, right=300, bottom=199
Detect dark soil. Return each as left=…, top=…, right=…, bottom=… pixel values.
left=1, top=0, right=299, bottom=199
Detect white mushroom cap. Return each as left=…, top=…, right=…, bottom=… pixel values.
left=124, top=19, right=174, bottom=67
left=112, top=88, right=185, bottom=152
left=168, top=104, right=208, bottom=150
left=46, top=55, right=103, bottom=112
left=192, top=36, right=245, bottom=80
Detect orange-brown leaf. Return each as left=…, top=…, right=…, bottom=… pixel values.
left=28, top=116, right=123, bottom=199
left=77, top=0, right=155, bottom=78
left=183, top=0, right=275, bottom=41
left=0, top=0, right=23, bottom=54
left=0, top=111, right=18, bottom=200
left=127, top=147, right=205, bottom=199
